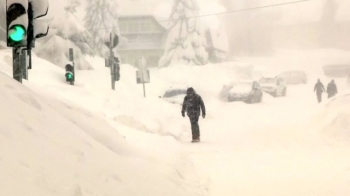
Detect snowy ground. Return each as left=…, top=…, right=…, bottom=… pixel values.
left=0, top=48, right=350, bottom=196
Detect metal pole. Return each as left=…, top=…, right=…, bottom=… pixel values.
left=28, top=49, right=32, bottom=70
left=140, top=59, right=146, bottom=97
left=142, top=82, right=146, bottom=97
left=69, top=48, right=75, bottom=82
left=21, top=50, right=27, bottom=80
left=13, top=47, right=22, bottom=83
left=110, top=33, right=115, bottom=90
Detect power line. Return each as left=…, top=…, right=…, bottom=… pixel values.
left=92, top=0, right=313, bottom=31
left=157, top=0, right=313, bottom=23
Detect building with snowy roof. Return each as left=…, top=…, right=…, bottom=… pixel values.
left=117, top=15, right=168, bottom=67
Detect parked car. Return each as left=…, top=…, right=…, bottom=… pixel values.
left=278, top=70, right=307, bottom=84
left=323, top=64, right=350, bottom=77
left=161, top=85, right=188, bottom=104
left=259, top=76, right=287, bottom=97
left=227, top=81, right=263, bottom=103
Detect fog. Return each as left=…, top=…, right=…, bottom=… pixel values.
left=1, top=1, right=350, bottom=196
left=2, top=0, right=350, bottom=58
left=219, top=0, right=350, bottom=59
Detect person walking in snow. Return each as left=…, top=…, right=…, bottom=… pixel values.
left=314, top=79, right=325, bottom=103
left=181, top=87, right=206, bottom=143
left=326, top=79, right=338, bottom=98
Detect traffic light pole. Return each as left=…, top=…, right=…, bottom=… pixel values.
left=109, top=33, right=115, bottom=90
left=12, top=47, right=22, bottom=83
left=21, top=50, right=28, bottom=80
left=28, top=49, right=32, bottom=69
left=6, top=0, right=49, bottom=84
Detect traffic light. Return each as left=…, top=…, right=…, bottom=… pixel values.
left=104, top=33, right=119, bottom=49
left=6, top=0, right=29, bottom=47
left=114, top=57, right=120, bottom=81
left=65, top=63, right=74, bottom=85
left=27, top=0, right=49, bottom=48
left=66, top=72, right=73, bottom=80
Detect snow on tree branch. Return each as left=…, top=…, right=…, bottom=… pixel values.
left=159, top=0, right=208, bottom=68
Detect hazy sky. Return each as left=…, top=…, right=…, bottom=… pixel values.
left=46, top=0, right=350, bottom=25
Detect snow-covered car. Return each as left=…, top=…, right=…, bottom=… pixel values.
left=227, top=81, right=263, bottom=103
left=322, top=64, right=350, bottom=77
left=278, top=70, right=307, bottom=84
left=161, top=86, right=188, bottom=105
left=259, top=76, right=287, bottom=97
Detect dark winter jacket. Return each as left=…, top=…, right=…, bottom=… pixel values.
left=182, top=90, right=206, bottom=117
left=327, top=81, right=337, bottom=97
left=314, top=81, right=325, bottom=94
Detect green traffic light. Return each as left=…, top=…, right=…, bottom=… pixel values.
left=9, top=25, right=26, bottom=42
left=67, top=73, right=73, bottom=80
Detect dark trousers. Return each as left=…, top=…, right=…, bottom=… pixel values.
left=317, top=93, right=322, bottom=103
left=328, top=93, right=335, bottom=98
left=189, top=115, right=200, bottom=140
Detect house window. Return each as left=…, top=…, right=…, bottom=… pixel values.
left=140, top=23, right=151, bottom=32
left=128, top=23, right=139, bottom=32
left=126, top=34, right=137, bottom=43
left=119, top=23, right=127, bottom=32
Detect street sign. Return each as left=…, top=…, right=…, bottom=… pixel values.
left=135, top=56, right=150, bottom=97
left=136, top=70, right=150, bottom=84
left=136, top=56, right=147, bottom=70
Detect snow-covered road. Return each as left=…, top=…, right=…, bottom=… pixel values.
left=1, top=49, right=350, bottom=196
left=186, top=83, right=350, bottom=196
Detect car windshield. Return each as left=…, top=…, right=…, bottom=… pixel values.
left=260, top=78, right=275, bottom=83
left=230, top=84, right=252, bottom=93
left=163, top=89, right=187, bottom=98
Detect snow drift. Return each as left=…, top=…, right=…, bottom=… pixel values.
left=0, top=69, right=208, bottom=196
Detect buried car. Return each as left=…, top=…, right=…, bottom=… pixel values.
left=259, top=76, right=287, bottom=97
left=161, top=85, right=188, bottom=104
left=278, top=70, right=307, bottom=84
left=227, top=81, right=263, bottom=103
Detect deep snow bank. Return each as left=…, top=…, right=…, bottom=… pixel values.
left=0, top=70, right=208, bottom=196
left=307, top=90, right=350, bottom=141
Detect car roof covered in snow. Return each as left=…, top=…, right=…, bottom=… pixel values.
left=162, top=85, right=189, bottom=96
left=165, top=84, right=189, bottom=91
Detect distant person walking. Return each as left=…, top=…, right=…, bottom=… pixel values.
left=314, top=79, right=325, bottom=103
left=181, top=87, right=206, bottom=143
left=326, top=79, right=338, bottom=98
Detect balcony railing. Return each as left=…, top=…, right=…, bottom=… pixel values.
left=119, top=41, right=164, bottom=50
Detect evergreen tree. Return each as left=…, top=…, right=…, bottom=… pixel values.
left=84, top=0, right=120, bottom=56
left=159, top=0, right=208, bottom=68
left=0, top=0, right=6, bottom=43
left=35, top=0, right=94, bottom=70
left=60, top=0, right=94, bottom=56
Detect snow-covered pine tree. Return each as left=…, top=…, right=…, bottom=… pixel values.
left=35, top=0, right=95, bottom=70
left=61, top=0, right=94, bottom=56
left=84, top=0, right=120, bottom=56
left=0, top=0, right=6, bottom=45
left=159, top=0, right=208, bottom=68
